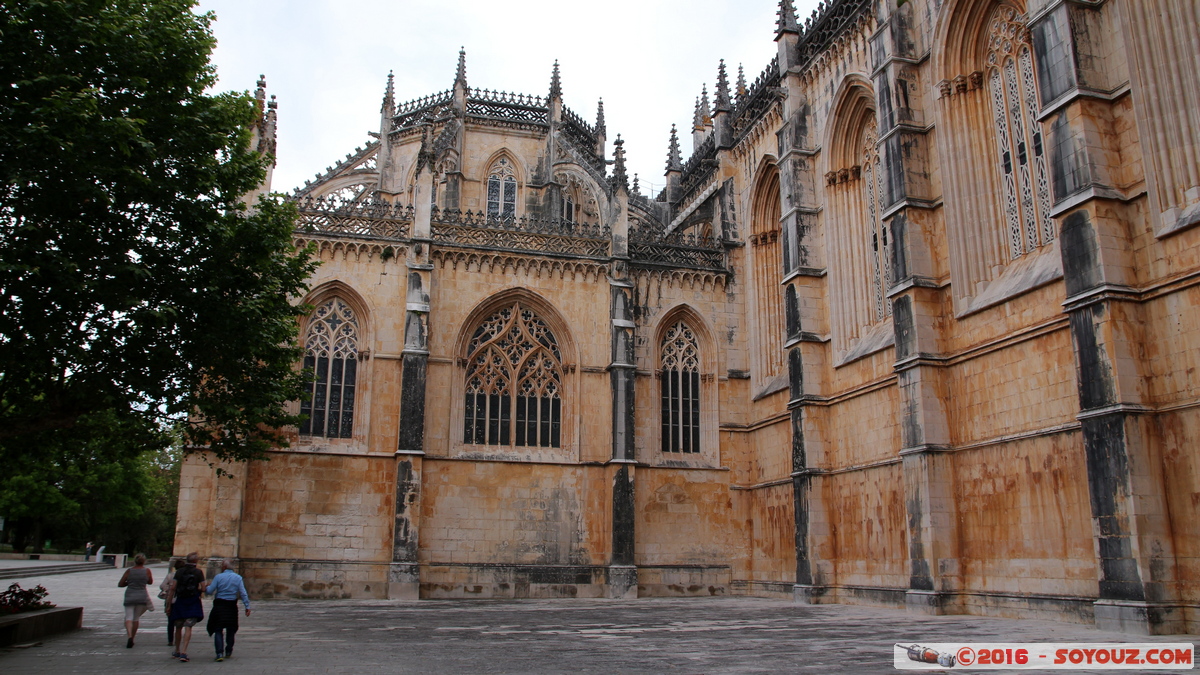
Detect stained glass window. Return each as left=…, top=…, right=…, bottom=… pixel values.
left=464, top=303, right=562, bottom=448
left=486, top=158, right=517, bottom=220
left=987, top=5, right=1054, bottom=260
left=660, top=322, right=700, bottom=454
left=300, top=299, right=359, bottom=438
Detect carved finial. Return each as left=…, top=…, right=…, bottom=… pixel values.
left=549, top=60, right=562, bottom=99
left=776, top=0, right=800, bottom=37
left=632, top=173, right=640, bottom=194
left=595, top=98, right=606, bottom=135
left=454, top=47, right=467, bottom=89
left=693, top=97, right=704, bottom=130
left=612, top=134, right=628, bottom=190
left=700, top=84, right=711, bottom=124
left=715, top=60, right=731, bottom=113
left=736, top=63, right=747, bottom=101
left=666, top=124, right=682, bottom=172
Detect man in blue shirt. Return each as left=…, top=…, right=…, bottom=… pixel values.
left=204, top=559, right=251, bottom=662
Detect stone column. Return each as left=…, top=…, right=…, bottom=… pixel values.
left=606, top=186, right=637, bottom=599
left=389, top=165, right=434, bottom=600
left=1061, top=209, right=1179, bottom=633
left=867, top=1, right=962, bottom=613
left=1031, top=0, right=1183, bottom=634
left=774, top=79, right=829, bottom=603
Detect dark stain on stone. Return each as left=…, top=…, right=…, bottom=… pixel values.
left=889, top=212, right=908, bottom=283
left=612, top=465, right=635, bottom=566
left=892, top=295, right=914, bottom=361
left=788, top=348, right=804, bottom=400
left=1059, top=210, right=1101, bottom=297
left=1069, top=305, right=1116, bottom=410
left=793, top=475, right=812, bottom=585
left=785, top=284, right=801, bottom=340
left=393, top=459, right=419, bottom=563
left=398, top=354, right=427, bottom=452
left=1080, top=414, right=1145, bottom=602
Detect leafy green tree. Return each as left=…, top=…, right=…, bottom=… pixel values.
left=0, top=408, right=167, bottom=553
left=0, top=0, right=316, bottom=462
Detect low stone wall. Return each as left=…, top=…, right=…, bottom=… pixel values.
left=0, top=607, right=83, bottom=647
left=730, top=578, right=793, bottom=599
left=638, top=565, right=730, bottom=597
left=240, top=559, right=390, bottom=600
left=420, top=563, right=615, bottom=599
left=0, top=554, right=86, bottom=562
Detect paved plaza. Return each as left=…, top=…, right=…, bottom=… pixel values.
left=0, top=565, right=1193, bottom=673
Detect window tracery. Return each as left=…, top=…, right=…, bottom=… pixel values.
left=987, top=5, right=1054, bottom=260
left=486, top=158, right=517, bottom=220
left=862, top=127, right=892, bottom=322
left=323, top=183, right=372, bottom=205
left=555, top=172, right=600, bottom=224
left=464, top=303, right=562, bottom=448
left=660, top=322, right=700, bottom=454
left=300, top=298, right=359, bottom=438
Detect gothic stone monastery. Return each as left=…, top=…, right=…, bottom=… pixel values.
left=175, top=0, right=1200, bottom=634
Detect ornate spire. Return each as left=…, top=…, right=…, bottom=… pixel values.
left=692, top=97, right=704, bottom=130
left=382, top=70, right=395, bottom=114
left=261, top=95, right=278, bottom=162
left=776, top=0, right=799, bottom=37
left=666, top=124, right=682, bottom=172
left=700, top=84, right=711, bottom=124
left=632, top=173, right=640, bottom=194
left=595, top=98, right=606, bottom=135
left=736, top=63, right=747, bottom=101
left=715, top=60, right=731, bottom=112
left=549, top=60, right=562, bottom=99
left=254, top=74, right=267, bottom=115
left=454, top=47, right=467, bottom=89
left=612, top=134, right=628, bottom=190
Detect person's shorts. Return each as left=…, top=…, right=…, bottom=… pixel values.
left=124, top=604, right=148, bottom=621
left=179, top=617, right=200, bottom=628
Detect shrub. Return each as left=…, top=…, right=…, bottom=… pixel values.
left=0, top=583, right=55, bottom=614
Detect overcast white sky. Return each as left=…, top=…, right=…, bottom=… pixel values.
left=194, top=0, right=820, bottom=198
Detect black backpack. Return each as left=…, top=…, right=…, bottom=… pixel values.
left=176, top=567, right=202, bottom=599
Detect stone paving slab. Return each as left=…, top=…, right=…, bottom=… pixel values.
left=0, top=565, right=1192, bottom=673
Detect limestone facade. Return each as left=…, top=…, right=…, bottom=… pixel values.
left=175, top=0, right=1200, bottom=634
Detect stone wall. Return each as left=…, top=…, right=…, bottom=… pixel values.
left=172, top=0, right=1200, bottom=634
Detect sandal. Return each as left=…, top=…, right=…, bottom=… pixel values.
left=179, top=653, right=189, bottom=662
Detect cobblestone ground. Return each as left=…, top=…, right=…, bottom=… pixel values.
left=0, top=565, right=1192, bottom=674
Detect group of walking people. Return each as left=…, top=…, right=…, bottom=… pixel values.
left=119, top=552, right=252, bottom=663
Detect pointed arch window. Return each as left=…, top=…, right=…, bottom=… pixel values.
left=987, top=5, right=1054, bottom=260
left=486, top=158, right=517, bottom=220
left=660, top=322, right=700, bottom=454
left=464, top=303, right=562, bottom=448
left=300, top=299, right=359, bottom=438
left=861, top=126, right=893, bottom=322
left=750, top=166, right=785, bottom=382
